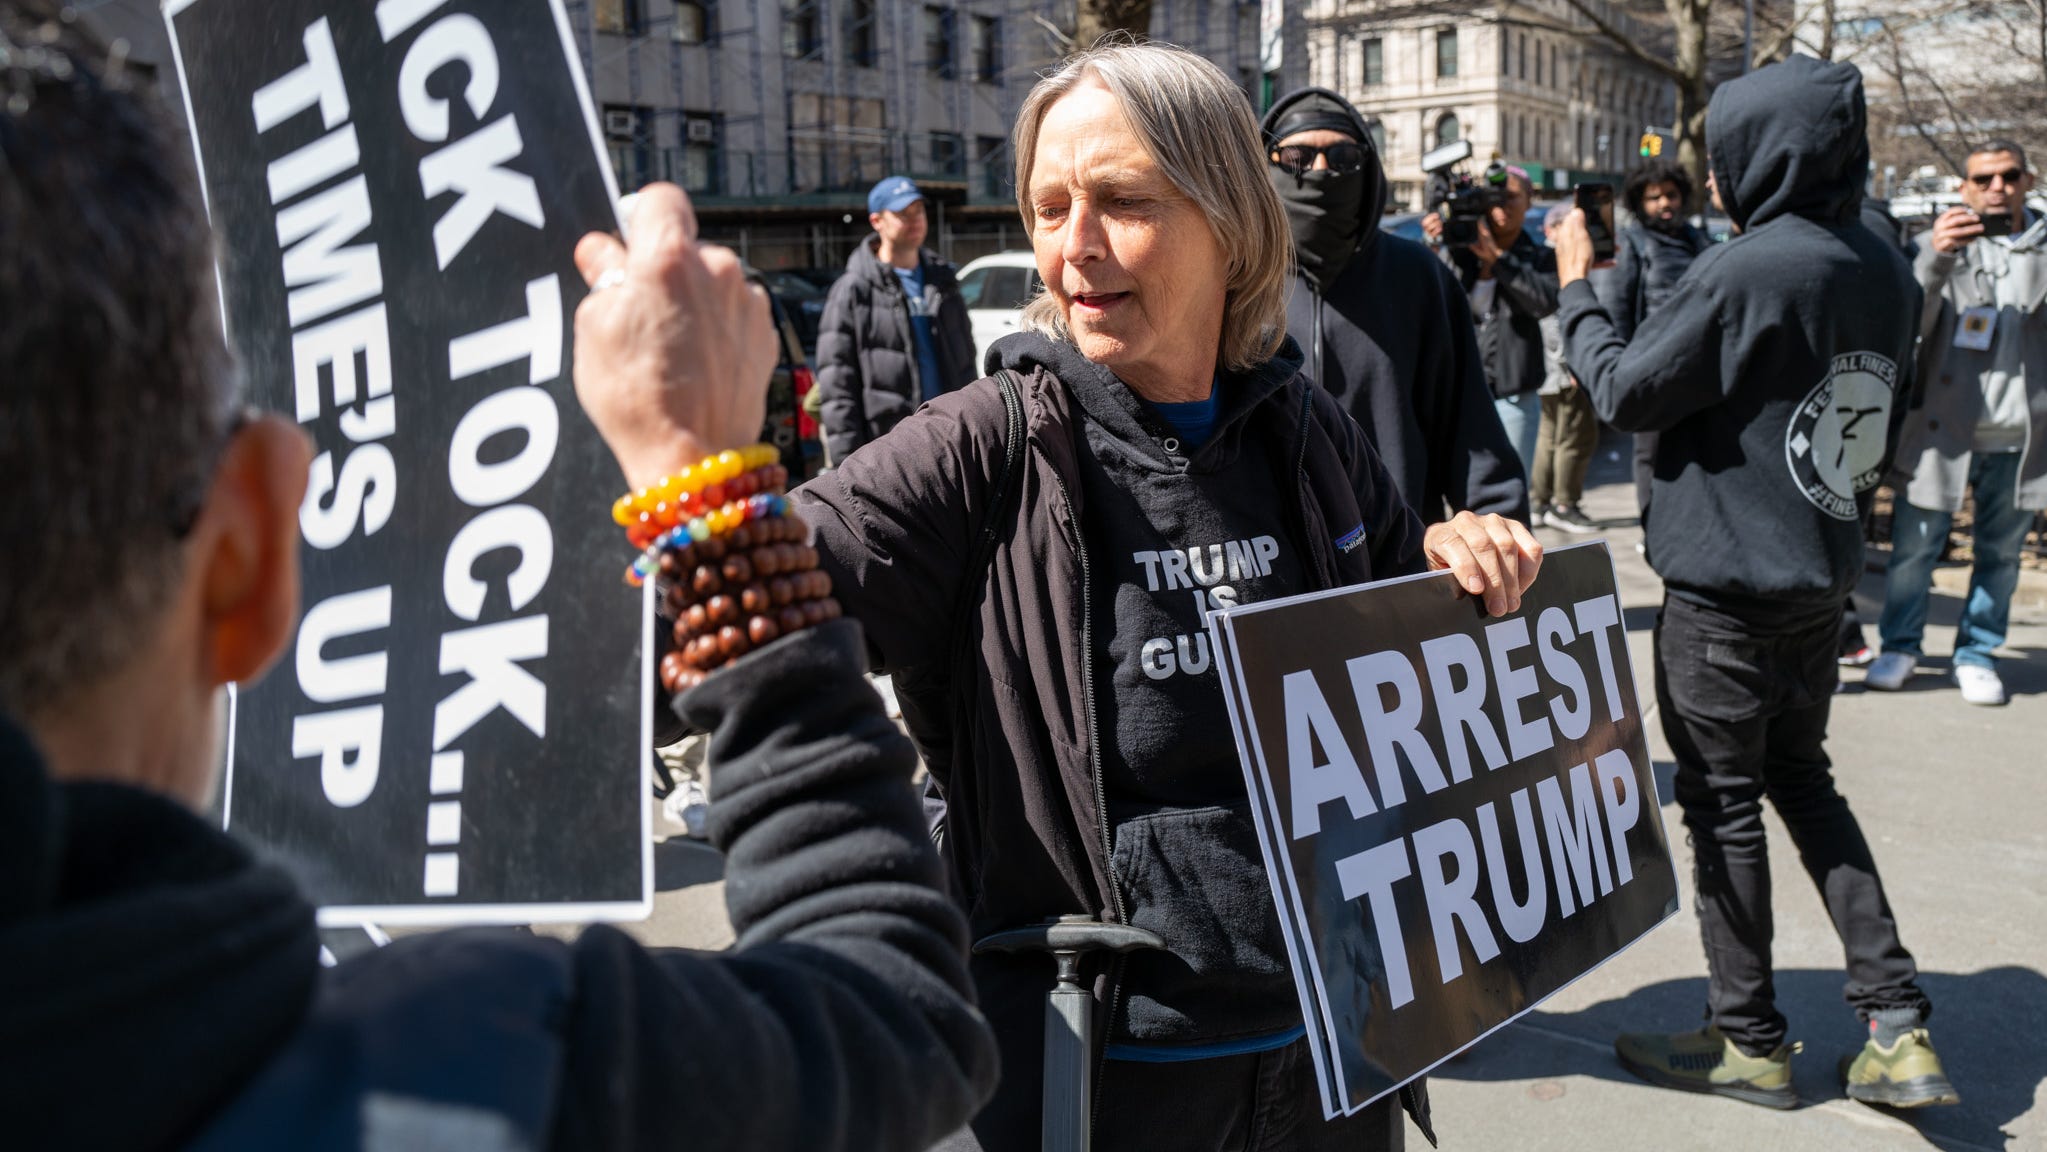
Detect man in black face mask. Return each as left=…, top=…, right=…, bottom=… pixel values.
left=1261, top=88, right=1529, bottom=524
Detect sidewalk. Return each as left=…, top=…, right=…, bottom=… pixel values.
left=625, top=439, right=2047, bottom=1152
left=1429, top=441, right=2047, bottom=1152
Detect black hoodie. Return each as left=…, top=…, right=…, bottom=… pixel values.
left=1559, top=56, right=1919, bottom=611
left=0, top=623, right=997, bottom=1151
left=1262, top=87, right=1530, bottom=524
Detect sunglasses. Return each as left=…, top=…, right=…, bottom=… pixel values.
left=1969, top=168, right=2025, bottom=187
left=1270, top=142, right=1367, bottom=175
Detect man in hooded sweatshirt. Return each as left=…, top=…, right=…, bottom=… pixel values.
left=1261, top=87, right=1529, bottom=525
left=1554, top=56, right=1960, bottom=1112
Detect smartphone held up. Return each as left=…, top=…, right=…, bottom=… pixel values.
left=1577, top=182, right=1617, bottom=264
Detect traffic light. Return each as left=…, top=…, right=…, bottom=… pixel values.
left=1639, top=132, right=1662, bottom=159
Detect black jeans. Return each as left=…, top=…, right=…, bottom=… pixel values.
left=1096, top=1041, right=1403, bottom=1152
left=1654, top=594, right=1930, bottom=1053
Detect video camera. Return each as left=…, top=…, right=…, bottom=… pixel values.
left=1422, top=140, right=1510, bottom=248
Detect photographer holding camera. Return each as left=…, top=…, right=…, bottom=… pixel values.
left=1867, top=141, right=2047, bottom=706
left=1424, top=164, right=1560, bottom=479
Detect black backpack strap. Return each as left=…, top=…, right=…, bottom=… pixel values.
left=927, top=368, right=1026, bottom=856
left=964, top=369, right=1027, bottom=592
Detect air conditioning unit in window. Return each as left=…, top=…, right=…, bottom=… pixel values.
left=605, top=108, right=642, bottom=138
left=686, top=118, right=716, bottom=143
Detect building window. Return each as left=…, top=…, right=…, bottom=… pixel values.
left=596, top=0, right=644, bottom=34
left=671, top=2, right=708, bottom=43
left=848, top=0, right=878, bottom=66
left=604, top=104, right=653, bottom=191
left=783, top=0, right=821, bottom=59
left=678, top=113, right=719, bottom=194
left=1517, top=33, right=1526, bottom=80
left=1549, top=43, right=1558, bottom=89
left=1533, top=38, right=1542, bottom=85
left=1516, top=115, right=1526, bottom=155
left=977, top=134, right=1007, bottom=197
left=1362, top=37, right=1383, bottom=86
left=931, top=131, right=965, bottom=176
left=1436, top=28, right=1458, bottom=79
left=1436, top=112, right=1460, bottom=148
left=1368, top=120, right=1388, bottom=158
left=970, top=15, right=998, bottom=82
left=924, top=6, right=956, bottom=78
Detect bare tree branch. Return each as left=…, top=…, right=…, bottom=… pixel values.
left=1556, top=0, right=1689, bottom=81
left=1882, top=27, right=1964, bottom=172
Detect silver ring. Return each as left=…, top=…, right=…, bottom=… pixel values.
left=593, top=267, right=627, bottom=292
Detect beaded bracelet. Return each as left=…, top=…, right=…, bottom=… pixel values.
left=621, top=442, right=840, bottom=689
left=626, top=491, right=791, bottom=586
left=610, top=448, right=777, bottom=536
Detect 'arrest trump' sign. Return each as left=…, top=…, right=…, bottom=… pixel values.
left=1210, top=541, right=1680, bottom=1118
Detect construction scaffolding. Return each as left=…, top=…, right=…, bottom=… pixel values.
left=564, top=0, right=1263, bottom=270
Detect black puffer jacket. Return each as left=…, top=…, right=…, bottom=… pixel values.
left=1598, top=222, right=1713, bottom=342
left=0, top=623, right=996, bottom=1152
left=816, top=236, right=976, bottom=463
left=794, top=331, right=1435, bottom=1151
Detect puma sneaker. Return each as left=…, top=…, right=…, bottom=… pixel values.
left=1842, top=1025, right=1959, bottom=1108
left=1615, top=1025, right=1800, bottom=1109
left=1863, top=651, right=1916, bottom=691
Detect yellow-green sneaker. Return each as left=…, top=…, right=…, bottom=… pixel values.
left=1615, top=1025, right=1800, bottom=1109
left=1841, top=1028, right=1959, bottom=1108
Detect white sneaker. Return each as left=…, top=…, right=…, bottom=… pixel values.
left=662, top=780, right=711, bottom=839
left=1953, top=665, right=2009, bottom=706
left=1863, top=651, right=1916, bottom=691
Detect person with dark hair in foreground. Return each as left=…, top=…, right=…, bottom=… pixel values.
left=0, top=3, right=995, bottom=1148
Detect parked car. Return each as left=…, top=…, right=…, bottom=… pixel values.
left=762, top=270, right=827, bottom=356
left=955, top=250, right=1043, bottom=370
left=1379, top=212, right=1428, bottom=244
left=749, top=269, right=825, bottom=482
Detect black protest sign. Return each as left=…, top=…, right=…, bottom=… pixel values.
left=168, top=0, right=650, bottom=923
left=1210, top=542, right=1679, bottom=1117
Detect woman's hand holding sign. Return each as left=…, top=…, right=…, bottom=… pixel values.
left=573, top=184, right=775, bottom=491
left=1423, top=511, right=1544, bottom=617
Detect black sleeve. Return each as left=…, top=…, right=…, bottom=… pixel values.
left=1491, top=241, right=1560, bottom=321
left=1559, top=273, right=1730, bottom=433
left=552, top=620, right=999, bottom=1152
left=792, top=380, right=1008, bottom=676
left=1316, top=385, right=1428, bottom=579
left=1426, top=258, right=1530, bottom=521
left=816, top=279, right=869, bottom=464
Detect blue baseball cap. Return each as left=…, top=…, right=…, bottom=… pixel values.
left=868, top=175, right=924, bottom=215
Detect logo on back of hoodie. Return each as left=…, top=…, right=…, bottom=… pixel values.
left=1785, top=352, right=1897, bottom=520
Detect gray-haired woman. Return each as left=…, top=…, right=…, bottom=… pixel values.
left=584, top=39, right=1539, bottom=1152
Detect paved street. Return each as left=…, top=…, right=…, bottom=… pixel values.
left=1422, top=442, right=2047, bottom=1152
left=581, top=437, right=2047, bottom=1152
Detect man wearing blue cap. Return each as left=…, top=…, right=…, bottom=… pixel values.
left=816, top=176, right=977, bottom=463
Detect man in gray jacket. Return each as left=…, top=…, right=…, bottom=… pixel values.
left=1869, top=140, right=2047, bottom=706
left=816, top=176, right=977, bottom=463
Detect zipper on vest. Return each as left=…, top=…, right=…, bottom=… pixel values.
left=1044, top=462, right=1126, bottom=1146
